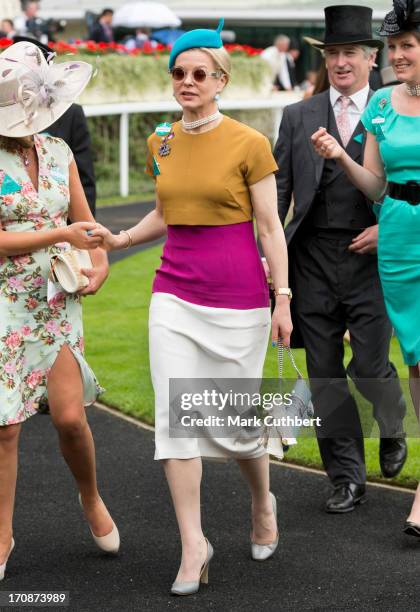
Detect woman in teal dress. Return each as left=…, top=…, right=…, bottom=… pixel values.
left=311, top=0, right=420, bottom=536
left=0, top=41, right=119, bottom=580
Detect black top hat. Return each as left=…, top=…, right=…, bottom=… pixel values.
left=379, top=0, right=420, bottom=37
left=309, top=5, right=384, bottom=49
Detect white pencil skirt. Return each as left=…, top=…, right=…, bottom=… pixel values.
left=149, top=293, right=271, bottom=460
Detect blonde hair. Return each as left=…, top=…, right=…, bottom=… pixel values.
left=200, top=46, right=231, bottom=81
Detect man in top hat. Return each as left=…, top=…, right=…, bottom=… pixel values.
left=274, top=5, right=408, bottom=513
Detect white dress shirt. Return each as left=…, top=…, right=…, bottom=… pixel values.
left=330, top=84, right=370, bottom=134
left=261, top=46, right=292, bottom=90
left=13, top=15, right=28, bottom=35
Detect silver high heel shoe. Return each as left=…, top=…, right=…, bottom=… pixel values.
left=171, top=538, right=214, bottom=596
left=78, top=494, right=120, bottom=554
left=0, top=538, right=15, bottom=581
left=251, top=491, right=279, bottom=561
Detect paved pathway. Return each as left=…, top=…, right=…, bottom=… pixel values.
left=96, top=202, right=162, bottom=264
left=3, top=204, right=419, bottom=611
left=3, top=406, right=419, bottom=612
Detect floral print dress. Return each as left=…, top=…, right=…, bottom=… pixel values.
left=0, top=134, right=102, bottom=426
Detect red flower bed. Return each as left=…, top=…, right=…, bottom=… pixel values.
left=0, top=38, right=262, bottom=57
left=224, top=44, right=263, bottom=56
left=0, top=38, right=13, bottom=49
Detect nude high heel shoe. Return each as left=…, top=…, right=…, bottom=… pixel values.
left=78, top=494, right=120, bottom=554
left=171, top=538, right=214, bottom=596
left=251, top=491, right=279, bottom=561
left=0, top=538, right=15, bottom=581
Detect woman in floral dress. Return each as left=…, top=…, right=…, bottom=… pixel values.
left=0, top=41, right=119, bottom=580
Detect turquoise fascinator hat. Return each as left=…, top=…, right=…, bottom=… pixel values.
left=168, top=18, right=225, bottom=70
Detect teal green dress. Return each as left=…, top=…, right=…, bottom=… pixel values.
left=362, top=86, right=420, bottom=366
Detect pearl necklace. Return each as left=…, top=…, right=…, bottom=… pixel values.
left=406, top=83, right=420, bottom=96
left=181, top=111, right=221, bottom=130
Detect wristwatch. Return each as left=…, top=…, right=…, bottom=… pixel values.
left=274, top=288, right=292, bottom=300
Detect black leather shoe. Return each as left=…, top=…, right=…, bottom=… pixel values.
left=403, top=521, right=420, bottom=538
left=326, top=483, right=367, bottom=514
left=380, top=437, right=407, bottom=478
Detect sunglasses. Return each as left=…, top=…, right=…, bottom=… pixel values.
left=169, top=66, right=223, bottom=83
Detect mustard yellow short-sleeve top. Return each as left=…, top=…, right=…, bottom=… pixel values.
left=145, top=115, right=278, bottom=225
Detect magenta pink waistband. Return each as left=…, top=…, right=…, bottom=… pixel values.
left=152, top=221, right=269, bottom=309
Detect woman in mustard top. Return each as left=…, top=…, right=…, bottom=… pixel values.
left=95, top=20, right=292, bottom=594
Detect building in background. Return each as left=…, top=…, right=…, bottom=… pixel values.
left=33, top=0, right=389, bottom=78
left=1, top=0, right=20, bottom=19
left=0, top=2, right=389, bottom=79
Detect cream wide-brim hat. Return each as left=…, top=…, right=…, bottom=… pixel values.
left=0, top=41, right=92, bottom=138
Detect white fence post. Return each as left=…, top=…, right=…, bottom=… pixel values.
left=272, top=107, right=283, bottom=146
left=119, top=113, right=129, bottom=197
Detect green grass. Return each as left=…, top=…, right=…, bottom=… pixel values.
left=96, top=191, right=155, bottom=208
left=84, top=246, right=420, bottom=488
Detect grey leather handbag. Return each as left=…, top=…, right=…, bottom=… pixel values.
left=259, top=342, right=314, bottom=459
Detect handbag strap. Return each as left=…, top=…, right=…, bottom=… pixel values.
left=277, top=341, right=304, bottom=380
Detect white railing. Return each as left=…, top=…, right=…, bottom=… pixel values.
left=83, top=93, right=302, bottom=197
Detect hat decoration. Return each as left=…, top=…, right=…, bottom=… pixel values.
left=0, top=41, right=92, bottom=137
left=12, top=35, right=56, bottom=63
left=379, top=0, right=420, bottom=36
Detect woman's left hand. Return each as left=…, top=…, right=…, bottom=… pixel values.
left=311, top=127, right=344, bottom=160
left=78, top=265, right=109, bottom=296
left=271, top=298, right=293, bottom=347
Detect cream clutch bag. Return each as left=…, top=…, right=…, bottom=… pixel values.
left=50, top=248, right=92, bottom=293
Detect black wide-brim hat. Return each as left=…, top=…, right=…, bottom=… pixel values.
left=378, top=0, right=420, bottom=36
left=308, top=5, right=384, bottom=49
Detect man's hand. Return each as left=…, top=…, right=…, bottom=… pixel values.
left=348, top=225, right=378, bottom=255
left=78, top=265, right=109, bottom=296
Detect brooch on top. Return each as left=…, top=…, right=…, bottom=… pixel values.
left=155, top=122, right=175, bottom=157
left=378, top=98, right=387, bottom=110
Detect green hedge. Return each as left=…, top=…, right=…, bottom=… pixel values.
left=76, top=53, right=272, bottom=104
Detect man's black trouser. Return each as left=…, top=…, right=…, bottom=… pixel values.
left=290, top=231, right=406, bottom=486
